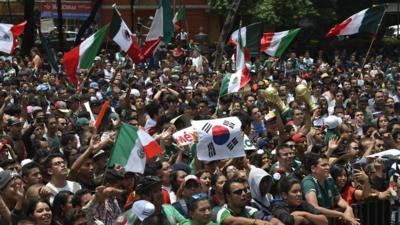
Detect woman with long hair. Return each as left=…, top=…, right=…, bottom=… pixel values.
left=24, top=198, right=54, bottom=225
left=209, top=173, right=227, bottom=207
left=330, top=164, right=370, bottom=205
left=272, top=176, right=328, bottom=225
left=52, top=191, right=74, bottom=225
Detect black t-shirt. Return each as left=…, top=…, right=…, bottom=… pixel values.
left=271, top=199, right=321, bottom=225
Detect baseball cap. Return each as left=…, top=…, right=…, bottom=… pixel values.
left=323, top=115, right=342, bottom=129
left=135, top=176, right=161, bottom=195
left=320, top=73, right=330, bottom=79
left=90, top=82, right=99, bottom=90
left=66, top=94, right=80, bottom=103
left=0, top=170, right=19, bottom=190
left=89, top=97, right=103, bottom=106
left=21, top=159, right=33, bottom=167
left=93, top=150, right=106, bottom=160
left=183, top=175, right=201, bottom=187
left=291, top=133, right=306, bottom=143
left=36, top=84, right=49, bottom=92
left=7, top=117, right=22, bottom=126
left=172, top=163, right=191, bottom=174
left=131, top=200, right=155, bottom=222
left=55, top=101, right=70, bottom=113
left=76, top=117, right=90, bottom=126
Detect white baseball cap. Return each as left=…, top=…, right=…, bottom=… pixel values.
left=131, top=200, right=155, bottom=221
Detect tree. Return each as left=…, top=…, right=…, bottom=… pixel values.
left=21, top=0, right=35, bottom=56
left=209, top=0, right=319, bottom=28
left=208, top=0, right=258, bottom=17
left=56, top=0, right=64, bottom=51
left=254, top=0, right=318, bottom=28
left=212, top=0, right=243, bottom=69
left=74, top=0, right=103, bottom=45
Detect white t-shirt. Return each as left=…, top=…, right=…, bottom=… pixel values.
left=46, top=180, right=82, bottom=203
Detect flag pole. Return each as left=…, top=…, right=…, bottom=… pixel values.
left=362, top=5, right=386, bottom=67
left=101, top=122, right=124, bottom=185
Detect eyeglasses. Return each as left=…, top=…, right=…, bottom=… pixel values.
left=232, top=188, right=250, bottom=195
left=191, top=193, right=208, bottom=200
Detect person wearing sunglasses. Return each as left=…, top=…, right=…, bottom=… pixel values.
left=187, top=193, right=216, bottom=225
left=214, top=178, right=283, bottom=225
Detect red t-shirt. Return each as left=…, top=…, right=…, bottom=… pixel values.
left=341, top=185, right=356, bottom=205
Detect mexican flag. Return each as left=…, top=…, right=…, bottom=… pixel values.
left=173, top=6, right=185, bottom=31
left=230, top=22, right=263, bottom=57
left=260, top=28, right=301, bottom=57
left=109, top=5, right=142, bottom=64
left=0, top=21, right=26, bottom=54
left=326, top=5, right=385, bottom=37
left=108, top=123, right=162, bottom=174
left=142, top=0, right=174, bottom=59
left=220, top=27, right=250, bottom=96
left=63, top=24, right=109, bottom=87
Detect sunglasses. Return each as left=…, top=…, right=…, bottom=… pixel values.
left=191, top=193, right=208, bottom=200
left=232, top=188, right=250, bottom=195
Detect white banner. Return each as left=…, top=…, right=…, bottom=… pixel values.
left=172, top=126, right=196, bottom=146
left=192, top=117, right=244, bottom=161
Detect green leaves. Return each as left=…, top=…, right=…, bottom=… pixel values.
left=208, top=0, right=329, bottom=28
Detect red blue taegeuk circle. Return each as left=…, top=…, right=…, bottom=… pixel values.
left=212, top=125, right=230, bottom=145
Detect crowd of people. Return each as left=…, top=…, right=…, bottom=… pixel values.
left=0, top=27, right=399, bottom=225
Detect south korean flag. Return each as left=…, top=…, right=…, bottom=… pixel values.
left=193, top=117, right=244, bottom=161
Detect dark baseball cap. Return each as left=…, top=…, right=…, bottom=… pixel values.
left=66, top=94, right=80, bottom=103
left=7, top=117, right=22, bottom=126
left=135, top=176, right=161, bottom=195
left=0, top=170, right=19, bottom=190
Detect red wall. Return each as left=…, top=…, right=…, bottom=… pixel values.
left=100, top=0, right=220, bottom=41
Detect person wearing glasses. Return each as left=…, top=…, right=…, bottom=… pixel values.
left=187, top=193, right=217, bottom=225
left=214, top=178, right=283, bottom=225
left=44, top=154, right=81, bottom=203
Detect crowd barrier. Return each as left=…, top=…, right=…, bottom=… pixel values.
left=352, top=200, right=391, bottom=225
left=329, top=200, right=392, bottom=225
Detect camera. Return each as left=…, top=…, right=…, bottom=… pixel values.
left=36, top=116, right=47, bottom=124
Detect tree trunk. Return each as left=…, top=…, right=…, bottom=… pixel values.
left=130, top=0, right=135, bottom=32
left=213, top=0, right=242, bottom=70
left=21, top=0, right=35, bottom=56
left=74, top=0, right=102, bottom=45
left=56, top=0, right=64, bottom=51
